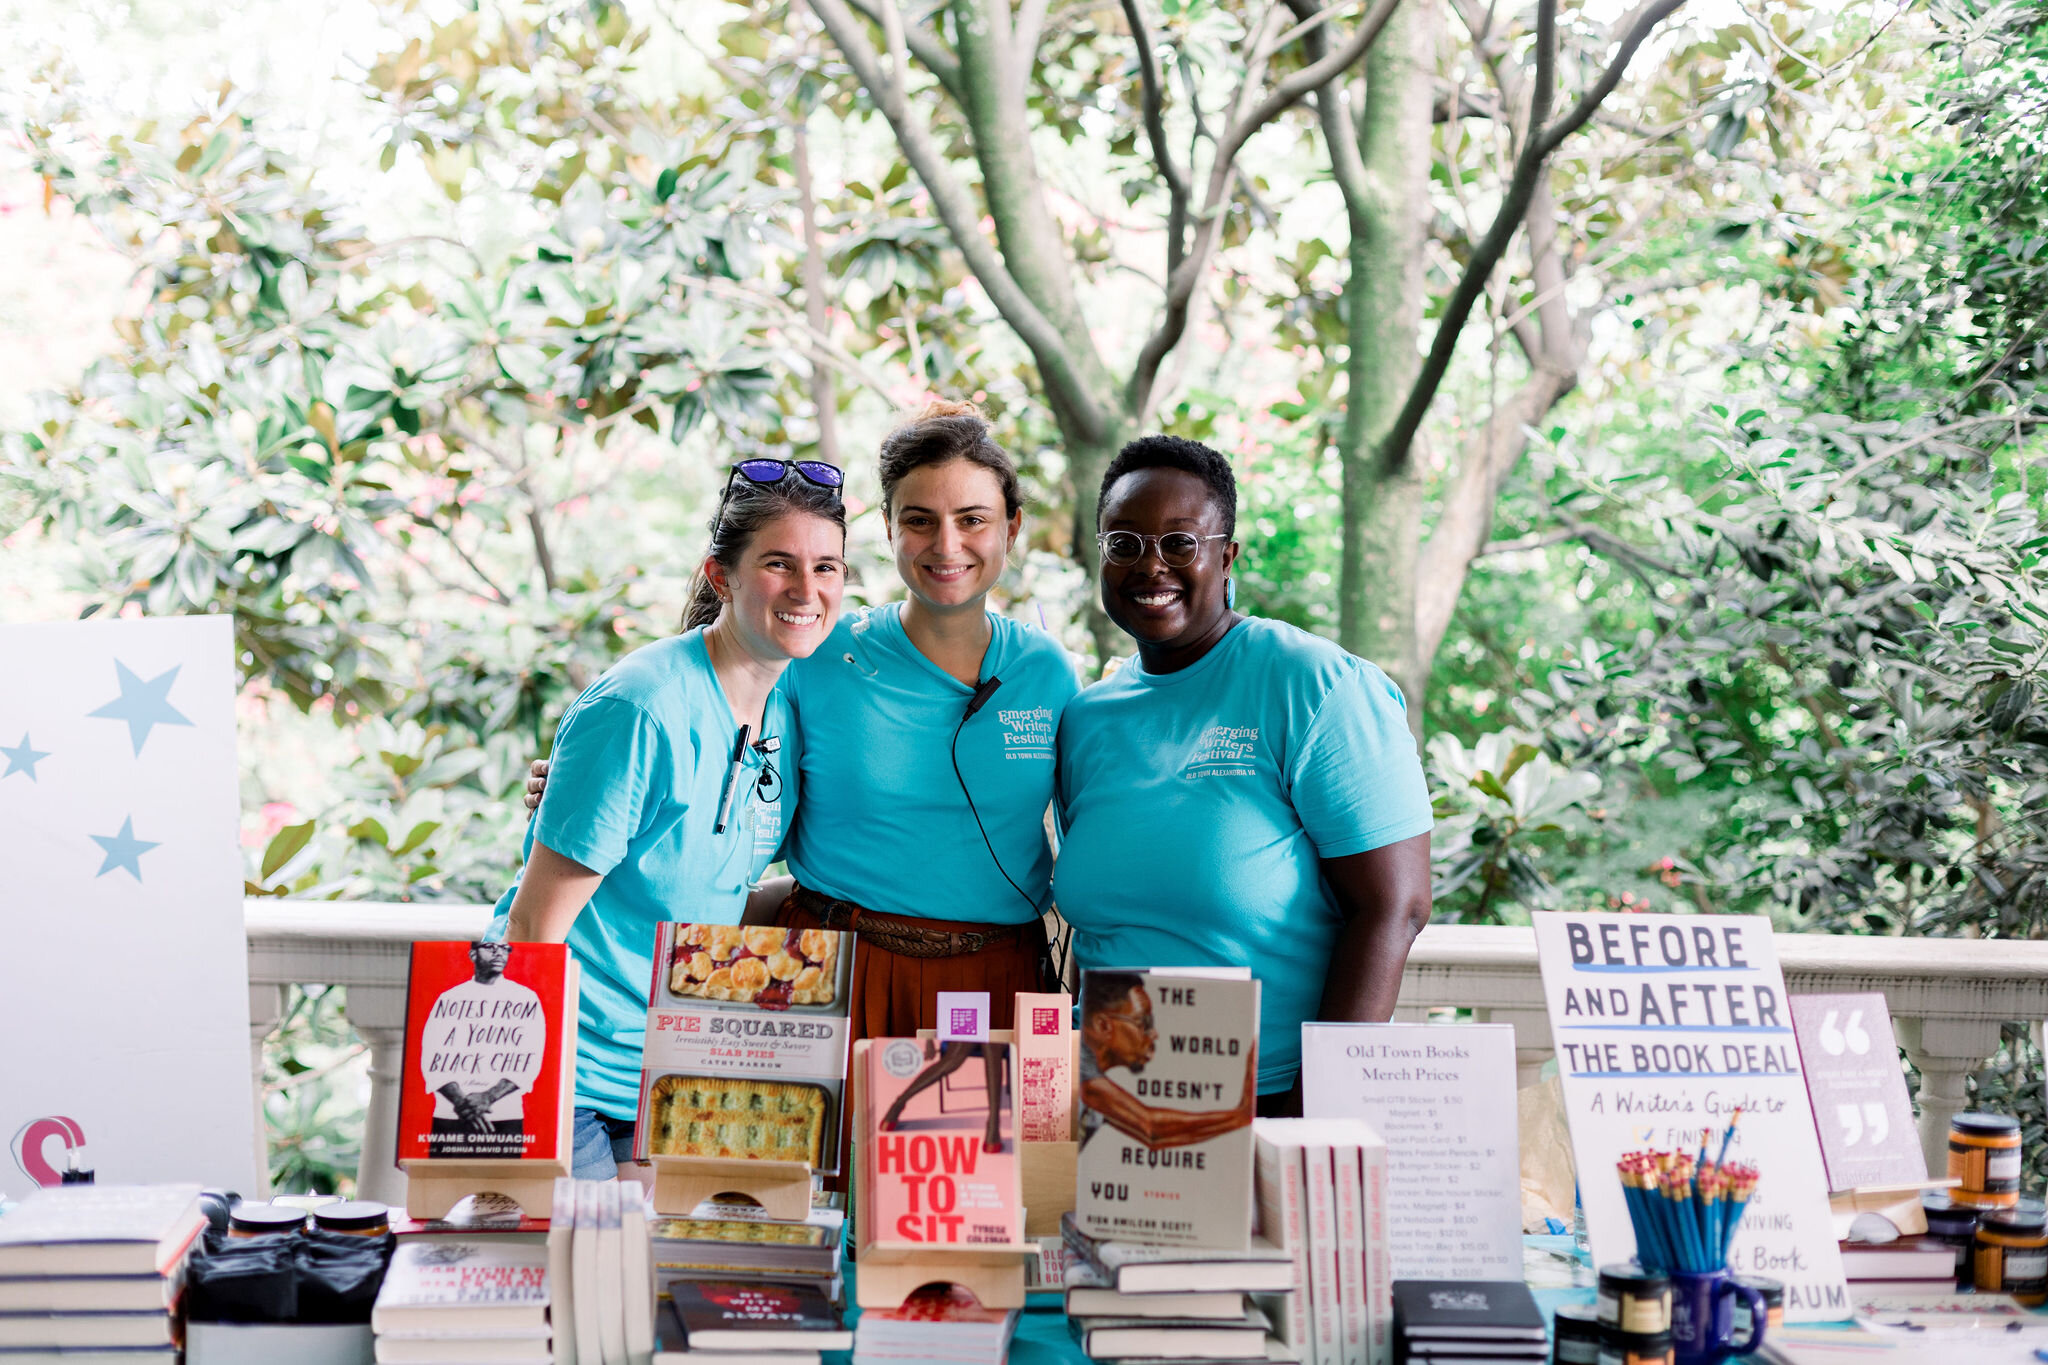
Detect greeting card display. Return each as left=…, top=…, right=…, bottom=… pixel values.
left=1788, top=993, right=1925, bottom=1193
left=638, top=923, right=857, bottom=1217
left=398, top=941, right=578, bottom=1217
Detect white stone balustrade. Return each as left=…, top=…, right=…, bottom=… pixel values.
left=247, top=903, right=2048, bottom=1203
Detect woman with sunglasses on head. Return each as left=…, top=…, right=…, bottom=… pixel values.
left=523, top=411, right=1078, bottom=1050
left=1053, top=435, right=1434, bottom=1115
left=494, top=460, right=847, bottom=1179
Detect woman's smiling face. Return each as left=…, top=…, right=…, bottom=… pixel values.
left=711, top=510, right=847, bottom=660
left=887, top=458, right=1020, bottom=612
left=1097, top=466, right=1238, bottom=658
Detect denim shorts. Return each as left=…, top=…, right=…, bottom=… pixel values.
left=571, top=1107, right=637, bottom=1180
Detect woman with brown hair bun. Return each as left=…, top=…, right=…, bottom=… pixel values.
left=768, top=399, right=1079, bottom=1041
left=526, top=402, right=1079, bottom=1044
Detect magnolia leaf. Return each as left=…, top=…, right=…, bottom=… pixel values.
left=261, top=821, right=316, bottom=881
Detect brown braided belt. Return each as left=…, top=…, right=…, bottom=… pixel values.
left=791, top=884, right=1035, bottom=959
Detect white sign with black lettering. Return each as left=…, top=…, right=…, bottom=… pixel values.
left=1301, top=1022, right=1522, bottom=1279
left=1532, top=911, right=1849, bottom=1323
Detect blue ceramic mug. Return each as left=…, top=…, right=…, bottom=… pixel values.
left=1669, top=1269, right=1767, bottom=1365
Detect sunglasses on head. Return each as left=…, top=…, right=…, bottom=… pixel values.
left=714, top=459, right=845, bottom=534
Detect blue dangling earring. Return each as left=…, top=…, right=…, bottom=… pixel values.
left=1226, top=576, right=1236, bottom=609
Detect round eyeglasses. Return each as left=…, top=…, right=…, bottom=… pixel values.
left=1096, top=530, right=1228, bottom=568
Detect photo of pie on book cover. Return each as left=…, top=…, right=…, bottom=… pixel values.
left=396, top=941, right=576, bottom=1164
left=635, top=922, right=857, bottom=1173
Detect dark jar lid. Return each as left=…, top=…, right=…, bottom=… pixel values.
left=1555, top=1302, right=1604, bottom=1342
left=311, top=1200, right=390, bottom=1231
left=1731, top=1274, right=1783, bottom=1305
left=228, top=1202, right=308, bottom=1234
left=1598, top=1260, right=1671, bottom=1294
left=1981, top=1197, right=2048, bottom=1235
left=1951, top=1111, right=2022, bottom=1136
left=1922, top=1193, right=1980, bottom=1234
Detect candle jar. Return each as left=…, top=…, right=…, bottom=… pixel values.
left=1949, top=1111, right=2023, bottom=1210
left=226, top=1202, right=307, bottom=1238
left=1597, top=1262, right=1673, bottom=1337
left=1596, top=1327, right=1674, bottom=1365
left=1553, top=1303, right=1603, bottom=1364
left=310, top=1200, right=391, bottom=1237
left=1974, top=1198, right=2048, bottom=1305
left=1921, top=1193, right=1980, bottom=1289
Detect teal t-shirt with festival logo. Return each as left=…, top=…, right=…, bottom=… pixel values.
left=781, top=602, right=1081, bottom=924
left=1052, top=618, right=1433, bottom=1094
left=489, top=629, right=794, bottom=1119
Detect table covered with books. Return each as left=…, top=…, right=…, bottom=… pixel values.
left=9, top=911, right=2048, bottom=1365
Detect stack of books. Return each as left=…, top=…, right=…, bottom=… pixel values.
left=1252, top=1117, right=1393, bottom=1365
left=370, top=1236, right=552, bottom=1363
left=1838, top=1235, right=1959, bottom=1297
left=851, top=1284, right=1018, bottom=1365
left=0, top=1184, right=206, bottom=1363
left=1391, top=1281, right=1546, bottom=1364
left=653, top=1279, right=852, bottom=1364
left=649, top=1197, right=844, bottom=1305
left=1061, top=1212, right=1292, bottom=1362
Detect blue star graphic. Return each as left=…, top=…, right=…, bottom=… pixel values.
left=88, top=661, right=194, bottom=755
left=1, top=733, right=49, bottom=781
left=91, top=816, right=162, bottom=881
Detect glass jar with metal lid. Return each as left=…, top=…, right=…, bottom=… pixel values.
left=310, top=1201, right=391, bottom=1237
left=1974, top=1196, right=2048, bottom=1305
left=226, top=1202, right=308, bottom=1238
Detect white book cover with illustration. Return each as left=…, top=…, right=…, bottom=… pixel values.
left=1075, top=969, right=1260, bottom=1248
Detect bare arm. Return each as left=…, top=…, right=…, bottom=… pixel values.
left=1080, top=1051, right=1257, bottom=1149
left=1315, top=832, right=1433, bottom=1023
left=505, top=841, right=605, bottom=943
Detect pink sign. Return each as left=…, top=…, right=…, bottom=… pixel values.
left=1788, top=993, right=1924, bottom=1191
left=935, top=991, right=989, bottom=1043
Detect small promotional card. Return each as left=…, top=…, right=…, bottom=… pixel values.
left=937, top=992, right=990, bottom=1042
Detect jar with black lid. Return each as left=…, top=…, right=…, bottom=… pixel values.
left=1974, top=1196, right=2048, bottom=1305
left=1596, top=1262, right=1671, bottom=1336
left=1553, top=1302, right=1603, bottom=1365
left=1597, top=1326, right=1673, bottom=1365
left=1949, top=1111, right=2023, bottom=1209
left=310, top=1200, right=390, bottom=1237
left=226, top=1202, right=308, bottom=1238
left=1922, top=1192, right=1979, bottom=1289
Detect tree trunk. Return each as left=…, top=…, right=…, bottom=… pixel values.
left=1064, top=430, right=1132, bottom=671
left=1335, top=0, right=1438, bottom=720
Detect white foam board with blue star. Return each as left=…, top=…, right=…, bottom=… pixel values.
left=0, top=615, right=257, bottom=1193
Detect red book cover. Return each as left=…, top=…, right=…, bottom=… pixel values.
left=864, top=1037, right=1022, bottom=1247
left=397, top=941, right=573, bottom=1164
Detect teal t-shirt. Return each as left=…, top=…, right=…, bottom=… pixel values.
left=1052, top=618, right=1433, bottom=1093
left=489, top=629, right=795, bottom=1119
left=781, top=602, right=1081, bottom=924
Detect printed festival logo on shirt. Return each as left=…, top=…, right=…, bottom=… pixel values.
left=1182, top=723, right=1261, bottom=779
left=996, top=705, right=1055, bottom=761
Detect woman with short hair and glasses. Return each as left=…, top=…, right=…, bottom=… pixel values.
left=1053, top=434, right=1434, bottom=1115
left=497, top=459, right=847, bottom=1179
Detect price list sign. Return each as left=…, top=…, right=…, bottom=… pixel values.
left=1532, top=911, right=1849, bottom=1323
left=1301, top=1022, right=1523, bottom=1279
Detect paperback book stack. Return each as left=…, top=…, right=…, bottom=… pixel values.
left=1837, top=1235, right=1958, bottom=1299
left=552, top=1177, right=656, bottom=1365
left=0, top=1183, right=207, bottom=1363
left=851, top=1284, right=1018, bottom=1365
left=653, top=1279, right=852, bottom=1364
left=371, top=1237, right=553, bottom=1364
left=1252, top=1117, right=1394, bottom=1365
left=1391, top=1281, right=1547, bottom=1365
left=1061, top=1214, right=1291, bottom=1362
left=648, top=1197, right=844, bottom=1306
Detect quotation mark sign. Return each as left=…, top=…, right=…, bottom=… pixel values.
left=1835, top=1102, right=1891, bottom=1148
left=1818, top=1009, right=1872, bottom=1055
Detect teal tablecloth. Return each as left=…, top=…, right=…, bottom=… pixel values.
left=829, top=1235, right=1602, bottom=1363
